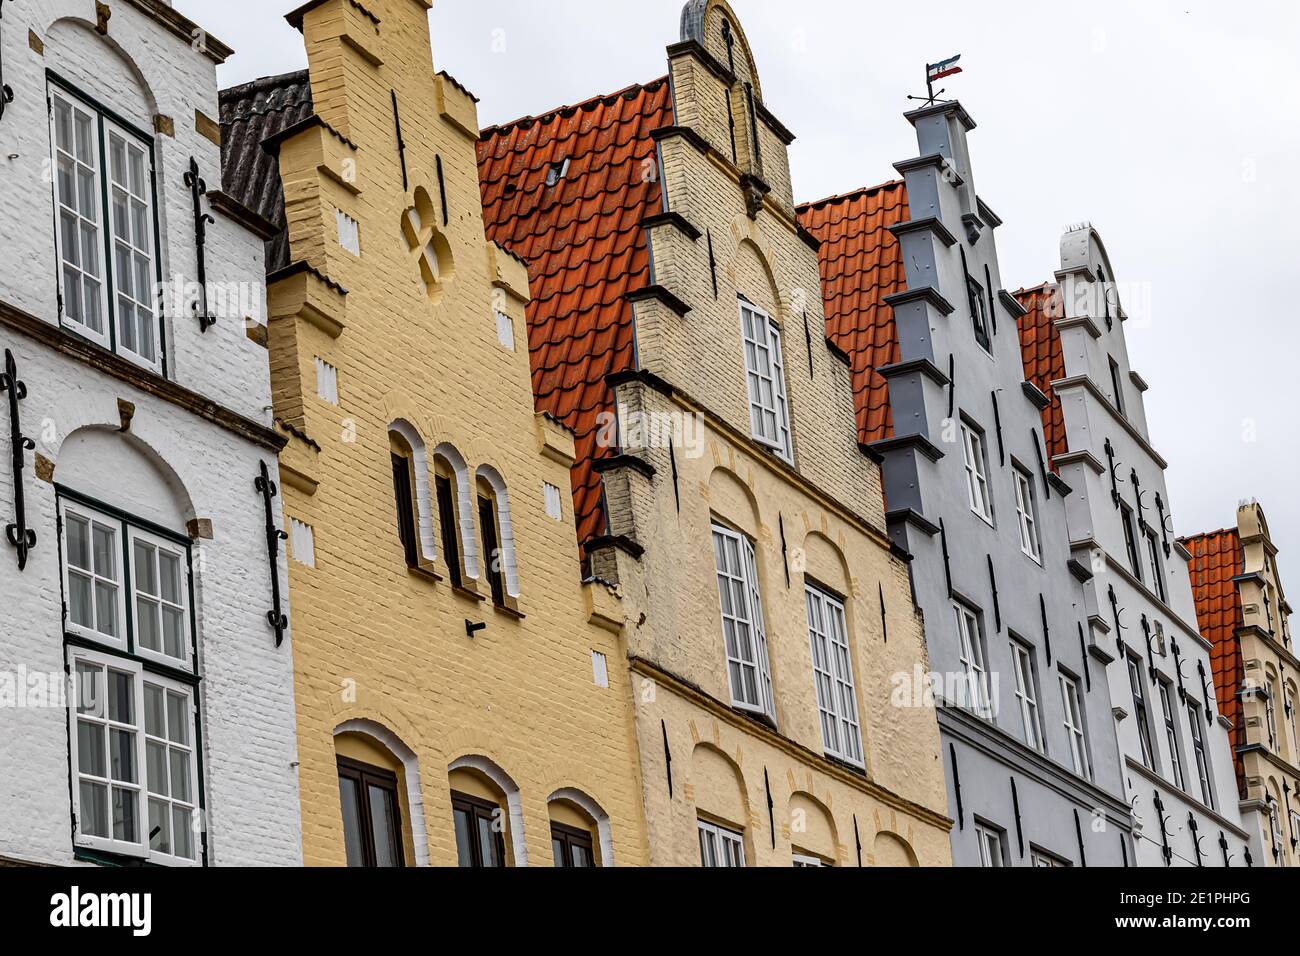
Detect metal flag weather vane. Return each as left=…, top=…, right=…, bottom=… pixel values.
left=909, top=54, right=963, bottom=106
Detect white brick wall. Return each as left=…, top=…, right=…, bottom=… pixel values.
left=0, top=0, right=301, bottom=865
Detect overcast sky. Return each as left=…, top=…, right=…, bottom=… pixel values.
left=179, top=0, right=1300, bottom=605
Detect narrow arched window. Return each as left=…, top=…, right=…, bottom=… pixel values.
left=475, top=465, right=519, bottom=608
left=390, top=433, right=419, bottom=570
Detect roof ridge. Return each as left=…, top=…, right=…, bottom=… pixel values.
left=796, top=179, right=905, bottom=212
left=481, top=75, right=671, bottom=140
left=219, top=69, right=311, bottom=103
left=1180, top=527, right=1239, bottom=544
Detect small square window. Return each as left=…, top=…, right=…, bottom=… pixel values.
left=495, top=310, right=516, bottom=351
left=543, top=482, right=563, bottom=521
left=315, top=357, right=339, bottom=405
left=335, top=208, right=360, bottom=256
left=289, top=517, right=316, bottom=568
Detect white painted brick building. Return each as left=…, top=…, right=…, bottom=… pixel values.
left=0, top=0, right=301, bottom=865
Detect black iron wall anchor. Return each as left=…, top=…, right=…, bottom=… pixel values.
left=1, top=348, right=36, bottom=570
left=1104, top=438, right=1120, bottom=507
left=0, top=0, right=14, bottom=121
left=254, top=459, right=289, bottom=647
left=183, top=158, right=216, bottom=332
left=1154, top=492, right=1172, bottom=557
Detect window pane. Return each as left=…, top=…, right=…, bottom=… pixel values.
left=552, top=837, right=566, bottom=867
left=166, top=692, right=188, bottom=745
left=77, top=721, right=105, bottom=777
left=92, top=523, right=116, bottom=577
left=477, top=814, right=501, bottom=867
left=75, top=662, right=102, bottom=716
left=109, top=728, right=135, bottom=783
left=143, top=684, right=165, bottom=738
left=111, top=786, right=137, bottom=842
left=149, top=797, right=171, bottom=855
left=453, top=808, right=475, bottom=867
left=338, top=777, right=365, bottom=867
left=168, top=750, right=191, bottom=802
left=367, top=784, right=401, bottom=868
left=146, top=741, right=168, bottom=795
left=67, top=514, right=90, bottom=570
left=572, top=844, right=592, bottom=868
left=69, top=572, right=93, bottom=629
left=80, top=781, right=109, bottom=837
left=172, top=807, right=194, bottom=860
left=107, top=670, right=133, bottom=723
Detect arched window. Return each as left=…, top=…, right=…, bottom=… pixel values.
left=475, top=465, right=519, bottom=607
left=448, top=756, right=525, bottom=867
left=387, top=422, right=436, bottom=573
left=334, top=725, right=421, bottom=868
left=547, top=790, right=610, bottom=867
left=433, top=444, right=477, bottom=588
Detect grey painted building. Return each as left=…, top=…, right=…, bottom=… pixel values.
left=803, top=100, right=1132, bottom=866
left=1019, top=227, right=1251, bottom=866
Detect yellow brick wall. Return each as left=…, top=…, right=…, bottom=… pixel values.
left=271, top=0, right=649, bottom=866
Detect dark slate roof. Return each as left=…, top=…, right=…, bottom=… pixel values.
left=219, top=70, right=313, bottom=272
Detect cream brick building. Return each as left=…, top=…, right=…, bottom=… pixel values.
left=479, top=0, right=951, bottom=866
left=1186, top=502, right=1299, bottom=866
left=219, top=0, right=650, bottom=866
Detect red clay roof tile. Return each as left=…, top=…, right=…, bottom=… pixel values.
left=796, top=181, right=909, bottom=446
left=1013, top=284, right=1068, bottom=469
left=1182, top=527, right=1246, bottom=789
left=478, top=78, right=674, bottom=554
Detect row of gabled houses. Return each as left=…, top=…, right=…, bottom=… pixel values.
left=0, top=0, right=1293, bottom=868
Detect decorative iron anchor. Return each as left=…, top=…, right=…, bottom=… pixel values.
left=1, top=348, right=36, bottom=569
left=255, top=459, right=289, bottom=646
left=0, top=0, right=14, bottom=121
left=183, top=157, right=216, bottom=332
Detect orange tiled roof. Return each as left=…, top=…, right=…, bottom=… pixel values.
left=1183, top=527, right=1246, bottom=785
left=1013, top=283, right=1067, bottom=469
left=796, top=181, right=909, bottom=445
left=477, top=78, right=674, bottom=554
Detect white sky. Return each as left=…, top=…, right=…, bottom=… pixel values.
left=179, top=0, right=1300, bottom=605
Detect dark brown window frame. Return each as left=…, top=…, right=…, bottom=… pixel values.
left=477, top=489, right=507, bottom=607
left=391, top=450, right=420, bottom=569
left=337, top=756, right=405, bottom=868
left=451, top=789, right=506, bottom=868
left=550, top=821, right=595, bottom=868
left=435, top=471, right=464, bottom=588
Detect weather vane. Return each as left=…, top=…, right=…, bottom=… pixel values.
left=908, top=54, right=962, bottom=107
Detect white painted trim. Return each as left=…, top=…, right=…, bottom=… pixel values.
left=333, top=719, right=430, bottom=867
left=548, top=787, right=615, bottom=867
left=388, top=420, right=438, bottom=565
left=475, top=463, right=520, bottom=597
left=449, top=754, right=527, bottom=866
left=434, top=443, right=479, bottom=580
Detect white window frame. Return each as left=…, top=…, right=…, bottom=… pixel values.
left=60, top=499, right=129, bottom=651
left=1158, top=680, right=1186, bottom=792
left=805, top=583, right=863, bottom=767
left=1189, top=701, right=1214, bottom=808
left=49, top=81, right=161, bottom=372
left=1031, top=847, right=1069, bottom=867
left=1127, top=654, right=1155, bottom=770
left=1013, top=467, right=1041, bottom=562
left=954, top=602, right=991, bottom=718
left=1265, top=677, right=1279, bottom=751
left=739, top=301, right=793, bottom=463
left=697, top=819, right=745, bottom=867
left=792, top=852, right=824, bottom=867
left=712, top=523, right=775, bottom=719
left=1011, top=641, right=1044, bottom=752
left=68, top=646, right=201, bottom=866
left=960, top=422, right=994, bottom=525
left=127, top=524, right=194, bottom=670
left=975, top=822, right=1005, bottom=867
left=1060, top=672, right=1091, bottom=780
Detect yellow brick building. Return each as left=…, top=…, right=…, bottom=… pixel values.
left=219, top=0, right=648, bottom=866
left=479, top=0, right=951, bottom=865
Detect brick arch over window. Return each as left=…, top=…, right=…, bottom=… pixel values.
left=787, top=790, right=838, bottom=863
left=690, top=743, right=751, bottom=833
left=475, top=463, right=520, bottom=598
left=547, top=787, right=615, bottom=867
left=388, top=419, right=437, bottom=565
left=448, top=754, right=527, bottom=866
left=40, top=17, right=158, bottom=128
left=873, top=830, right=920, bottom=867
left=333, top=718, right=430, bottom=867
left=801, top=530, right=853, bottom=598
left=708, top=465, right=761, bottom=540
left=55, top=426, right=193, bottom=533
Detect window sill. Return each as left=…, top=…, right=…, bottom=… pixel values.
left=452, top=582, right=485, bottom=603
left=407, top=562, right=443, bottom=584
left=493, top=596, right=526, bottom=621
